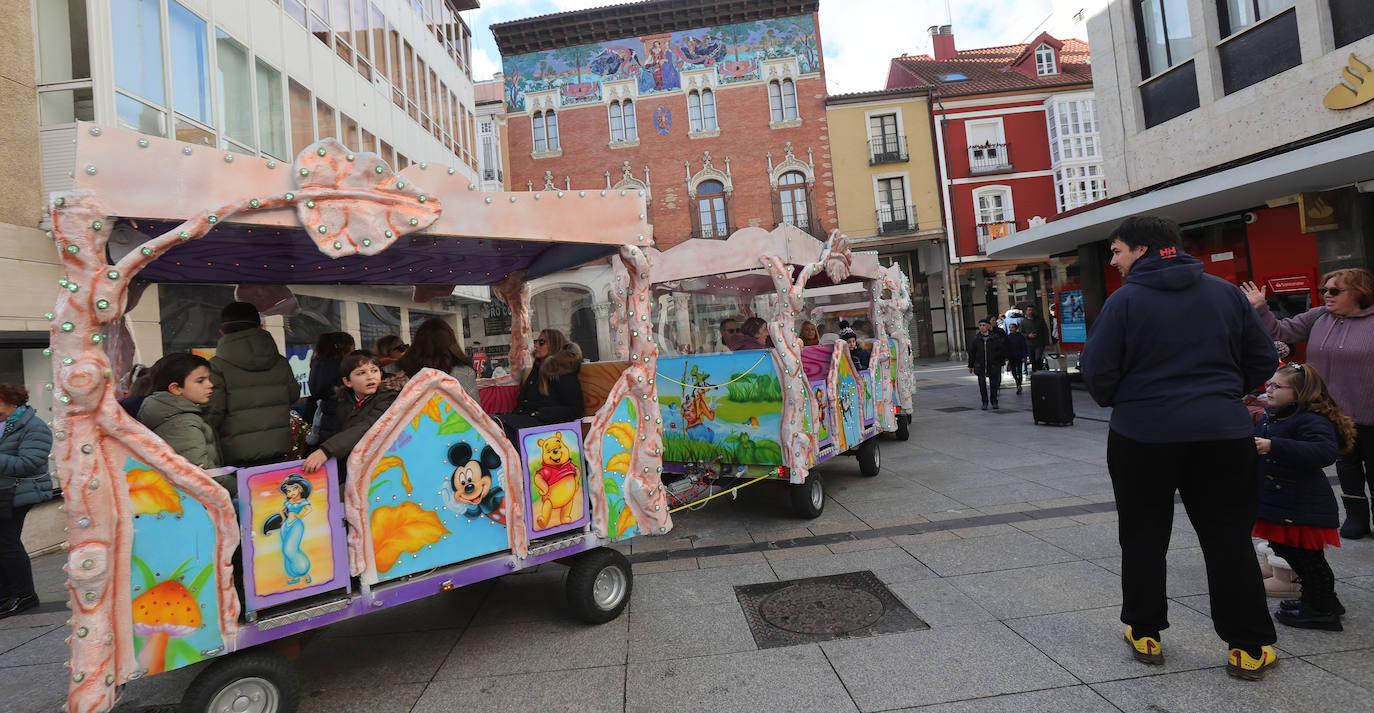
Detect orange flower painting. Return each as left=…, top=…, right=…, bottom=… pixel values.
left=127, top=468, right=183, bottom=517
left=371, top=501, right=449, bottom=572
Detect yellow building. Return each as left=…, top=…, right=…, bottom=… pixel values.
left=825, top=87, right=949, bottom=356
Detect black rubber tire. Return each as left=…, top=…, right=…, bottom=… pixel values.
left=857, top=437, right=881, bottom=477
left=566, top=547, right=633, bottom=624
left=893, top=414, right=910, bottom=441
left=180, top=650, right=300, bottom=713
left=790, top=475, right=825, bottom=518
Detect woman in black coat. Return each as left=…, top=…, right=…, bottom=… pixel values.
left=305, top=332, right=355, bottom=444
left=499, top=329, right=584, bottom=441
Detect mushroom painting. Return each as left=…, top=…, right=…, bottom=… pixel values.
left=131, top=555, right=213, bottom=674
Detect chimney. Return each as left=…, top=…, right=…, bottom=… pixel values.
left=928, top=24, right=956, bottom=60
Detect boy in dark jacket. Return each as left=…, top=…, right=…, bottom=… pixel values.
left=204, top=302, right=300, bottom=466
left=1005, top=323, right=1029, bottom=394
left=968, top=318, right=1007, bottom=410
left=1081, top=216, right=1279, bottom=680
left=303, top=351, right=398, bottom=479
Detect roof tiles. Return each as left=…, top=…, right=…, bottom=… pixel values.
left=887, top=37, right=1092, bottom=97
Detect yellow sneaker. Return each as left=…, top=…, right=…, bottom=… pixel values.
left=1125, top=626, right=1164, bottom=664
left=1226, top=645, right=1278, bottom=680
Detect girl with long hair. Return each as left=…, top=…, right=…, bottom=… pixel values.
left=387, top=318, right=478, bottom=399
left=1253, top=363, right=1357, bottom=631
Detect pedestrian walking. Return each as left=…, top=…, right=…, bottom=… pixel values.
left=967, top=318, right=1006, bottom=410
left=1005, top=323, right=1028, bottom=394
left=1081, top=216, right=1279, bottom=680
left=1241, top=269, right=1374, bottom=539
left=0, top=383, right=53, bottom=618
left=1253, top=363, right=1354, bottom=632
left=1021, top=305, right=1049, bottom=371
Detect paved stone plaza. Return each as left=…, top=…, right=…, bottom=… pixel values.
left=2, top=363, right=1372, bottom=713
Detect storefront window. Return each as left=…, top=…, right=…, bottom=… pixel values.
left=169, top=1, right=211, bottom=125
left=256, top=60, right=287, bottom=159
left=216, top=30, right=254, bottom=149
left=359, top=304, right=402, bottom=352
left=159, top=284, right=238, bottom=354
left=112, top=0, right=165, bottom=104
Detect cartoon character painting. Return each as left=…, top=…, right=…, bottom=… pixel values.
left=449, top=442, right=506, bottom=524
left=532, top=432, right=584, bottom=529
left=262, top=473, right=314, bottom=585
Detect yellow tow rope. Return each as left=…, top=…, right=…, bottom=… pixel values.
left=668, top=470, right=778, bottom=513
left=655, top=354, right=770, bottom=389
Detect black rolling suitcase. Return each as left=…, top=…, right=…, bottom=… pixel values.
left=1031, top=370, right=1074, bottom=426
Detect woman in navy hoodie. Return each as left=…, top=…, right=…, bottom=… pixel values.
left=1081, top=216, right=1279, bottom=680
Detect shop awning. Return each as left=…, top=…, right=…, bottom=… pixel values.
left=986, top=125, right=1374, bottom=259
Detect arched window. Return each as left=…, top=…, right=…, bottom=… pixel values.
left=696, top=179, right=728, bottom=238
left=608, top=99, right=636, bottom=142
left=778, top=171, right=808, bottom=229
left=688, top=89, right=716, bottom=132
left=768, top=79, right=798, bottom=122
left=532, top=109, right=558, bottom=152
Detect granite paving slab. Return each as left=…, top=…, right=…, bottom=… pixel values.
left=884, top=577, right=1000, bottom=628
left=1090, top=658, right=1372, bottom=713
left=1006, top=605, right=1244, bottom=683
left=0, top=662, right=68, bottom=713
left=300, top=683, right=428, bottom=713
left=1029, top=522, right=1122, bottom=560
left=626, top=645, right=857, bottom=713
left=765, top=546, right=937, bottom=584
left=1173, top=582, right=1374, bottom=657
left=435, top=617, right=628, bottom=679
left=947, top=561, right=1122, bottom=619
left=900, top=530, right=1079, bottom=577
left=629, top=563, right=777, bottom=612
left=413, top=665, right=625, bottom=713
left=886, top=685, right=1122, bottom=713
left=297, top=628, right=460, bottom=688
left=820, top=622, right=1078, bottom=711
left=0, top=625, right=60, bottom=658
left=0, top=626, right=70, bottom=668
left=942, top=482, right=1073, bottom=508
left=1302, top=647, right=1374, bottom=690
left=627, top=601, right=757, bottom=661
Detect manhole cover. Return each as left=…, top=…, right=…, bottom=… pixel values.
left=735, top=571, right=928, bottom=649
left=759, top=583, right=885, bottom=634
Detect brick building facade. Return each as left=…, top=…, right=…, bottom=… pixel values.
left=493, top=0, right=833, bottom=251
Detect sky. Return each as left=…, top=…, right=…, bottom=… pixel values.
left=462, top=0, right=1060, bottom=95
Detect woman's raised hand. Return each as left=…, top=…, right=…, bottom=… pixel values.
left=1239, top=281, right=1268, bottom=310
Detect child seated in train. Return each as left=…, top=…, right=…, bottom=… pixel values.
left=138, top=353, right=222, bottom=469
left=302, top=351, right=399, bottom=480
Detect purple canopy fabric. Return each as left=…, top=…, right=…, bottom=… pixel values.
left=124, top=220, right=617, bottom=285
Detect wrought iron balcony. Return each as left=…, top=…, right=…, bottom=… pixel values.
left=869, top=135, right=908, bottom=165
left=692, top=224, right=735, bottom=240
left=976, top=221, right=1016, bottom=253
left=968, top=143, right=1012, bottom=174
left=876, top=207, right=913, bottom=235
left=482, top=167, right=503, bottom=182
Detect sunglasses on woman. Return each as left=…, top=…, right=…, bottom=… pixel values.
left=1319, top=287, right=1343, bottom=296
left=533, top=338, right=547, bottom=345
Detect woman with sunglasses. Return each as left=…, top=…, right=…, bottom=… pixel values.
left=1242, top=268, right=1374, bottom=539
left=497, top=329, right=584, bottom=440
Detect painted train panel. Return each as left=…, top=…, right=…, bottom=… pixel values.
left=657, top=350, right=786, bottom=466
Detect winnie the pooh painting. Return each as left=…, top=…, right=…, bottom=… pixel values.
left=532, top=431, right=583, bottom=529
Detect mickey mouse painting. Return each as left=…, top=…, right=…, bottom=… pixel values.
left=448, top=442, right=506, bottom=525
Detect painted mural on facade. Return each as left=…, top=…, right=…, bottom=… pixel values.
left=502, top=14, right=820, bottom=112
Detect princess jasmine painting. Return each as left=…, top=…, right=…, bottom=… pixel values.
left=262, top=473, right=314, bottom=585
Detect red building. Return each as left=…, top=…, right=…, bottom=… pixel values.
left=492, top=0, right=833, bottom=251
left=886, top=27, right=1099, bottom=350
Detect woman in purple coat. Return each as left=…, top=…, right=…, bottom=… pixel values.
left=1242, top=268, right=1374, bottom=539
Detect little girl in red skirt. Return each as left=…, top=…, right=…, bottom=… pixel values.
left=1253, top=363, right=1355, bottom=630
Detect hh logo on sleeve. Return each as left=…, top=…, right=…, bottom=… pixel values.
left=1159, top=247, right=1178, bottom=259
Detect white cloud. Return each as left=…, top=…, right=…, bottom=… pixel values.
left=466, top=0, right=1056, bottom=94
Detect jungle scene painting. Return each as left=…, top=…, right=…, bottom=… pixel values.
left=126, top=459, right=224, bottom=676
left=368, top=394, right=510, bottom=583
left=658, top=351, right=785, bottom=467
left=502, top=13, right=819, bottom=112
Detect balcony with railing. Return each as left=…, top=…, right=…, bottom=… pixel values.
left=968, top=143, right=1012, bottom=175
left=876, top=207, right=913, bottom=235
left=976, top=221, right=1016, bottom=253
left=692, top=223, right=735, bottom=240
left=869, top=135, right=908, bottom=165
left=482, top=167, right=503, bottom=182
